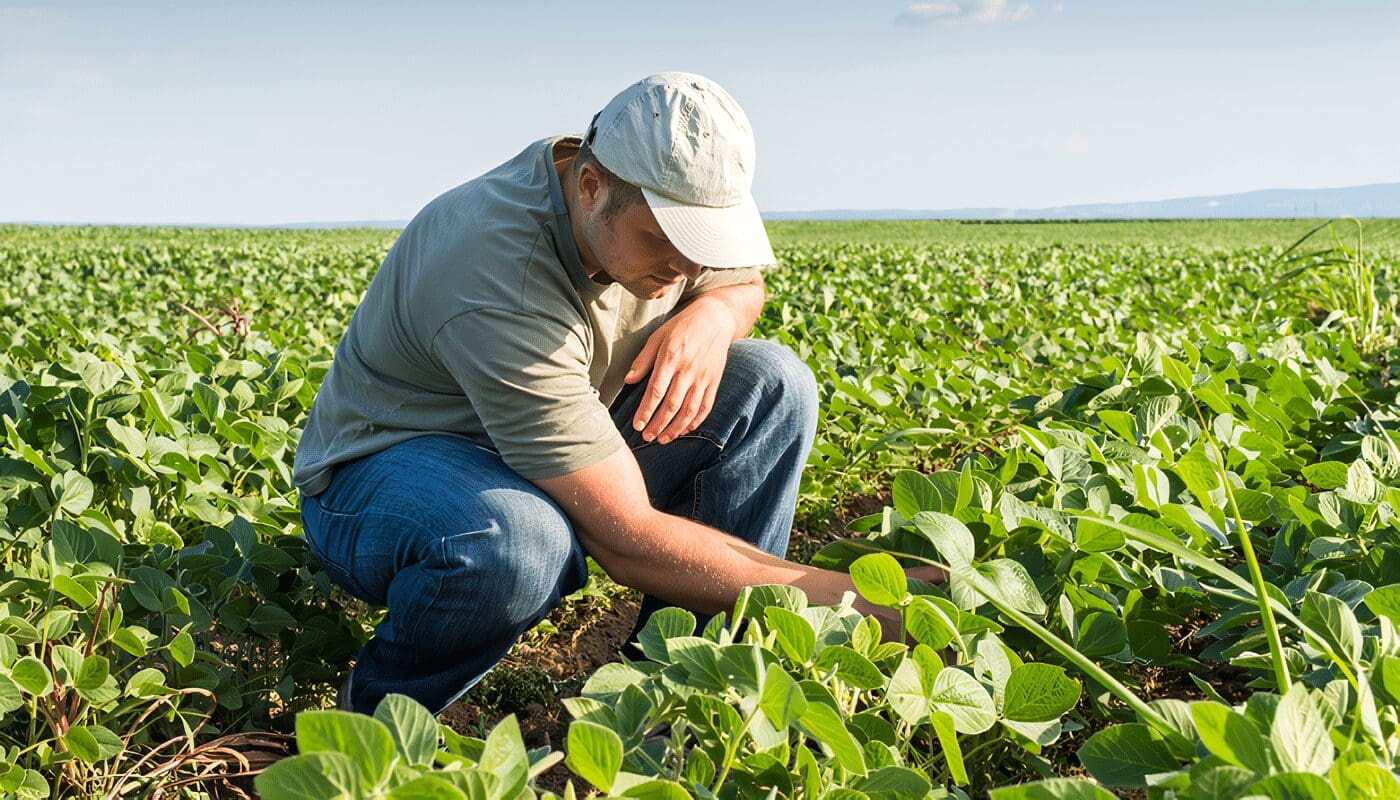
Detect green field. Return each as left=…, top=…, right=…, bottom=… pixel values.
left=1, top=220, right=1398, bottom=798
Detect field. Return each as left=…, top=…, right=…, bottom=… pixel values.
left=1, top=218, right=1399, bottom=798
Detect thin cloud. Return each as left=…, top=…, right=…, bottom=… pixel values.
left=897, top=0, right=1035, bottom=27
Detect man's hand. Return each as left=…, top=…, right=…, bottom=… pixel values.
left=624, top=296, right=739, bottom=444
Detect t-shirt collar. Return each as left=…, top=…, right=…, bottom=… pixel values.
left=545, top=137, right=609, bottom=302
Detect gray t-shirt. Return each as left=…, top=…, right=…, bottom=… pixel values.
left=293, top=136, right=759, bottom=495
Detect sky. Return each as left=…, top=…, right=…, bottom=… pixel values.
left=2, top=0, right=1398, bottom=224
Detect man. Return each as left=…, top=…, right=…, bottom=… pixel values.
left=294, top=72, right=937, bottom=716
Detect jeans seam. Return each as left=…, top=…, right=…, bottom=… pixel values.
left=690, top=438, right=728, bottom=520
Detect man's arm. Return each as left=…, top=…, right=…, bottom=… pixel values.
left=677, top=272, right=766, bottom=339
left=534, top=442, right=941, bottom=638
left=624, top=274, right=766, bottom=444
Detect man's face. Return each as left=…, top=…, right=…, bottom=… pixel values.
left=575, top=168, right=703, bottom=299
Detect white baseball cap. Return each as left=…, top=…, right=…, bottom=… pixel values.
left=586, top=72, right=776, bottom=270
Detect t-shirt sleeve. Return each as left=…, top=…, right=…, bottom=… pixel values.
left=679, top=266, right=763, bottom=304
left=431, top=307, right=625, bottom=480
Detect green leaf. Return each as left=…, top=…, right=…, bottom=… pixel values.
left=929, top=668, right=996, bottom=734
left=1076, top=613, right=1129, bottom=659
left=636, top=607, right=696, bottom=662
left=373, top=694, right=439, bottom=768
left=1301, top=462, right=1349, bottom=490
left=52, top=575, right=96, bottom=608
left=1271, top=685, right=1333, bottom=775
left=385, top=775, right=469, bottom=800
left=905, top=596, right=958, bottom=650
left=850, top=552, right=907, bottom=607
left=857, top=766, right=931, bottom=796
left=1191, top=701, right=1274, bottom=775
left=53, top=470, right=94, bottom=516
left=1301, top=591, right=1361, bottom=663
left=478, top=714, right=527, bottom=796
left=0, top=674, right=22, bottom=715
left=1004, top=663, right=1081, bottom=722
left=62, top=726, right=101, bottom=763
left=168, top=629, right=195, bottom=667
left=1247, top=772, right=1338, bottom=800
left=911, top=512, right=974, bottom=568
left=812, top=645, right=885, bottom=690
left=989, top=779, right=1117, bottom=799
left=1365, top=585, right=1400, bottom=629
left=798, top=700, right=867, bottom=776
left=965, top=559, right=1047, bottom=616
left=1077, top=723, right=1180, bottom=787
left=565, top=720, right=623, bottom=792
left=930, top=710, right=968, bottom=786
left=110, top=626, right=148, bottom=657
left=255, top=752, right=362, bottom=800
left=9, top=656, right=52, bottom=696
left=893, top=470, right=946, bottom=516
left=887, top=657, right=930, bottom=725
left=295, top=710, right=398, bottom=788
left=765, top=606, right=817, bottom=664
left=75, top=655, right=109, bottom=692
left=759, top=663, right=807, bottom=730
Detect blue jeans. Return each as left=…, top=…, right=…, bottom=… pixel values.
left=299, top=339, right=818, bottom=716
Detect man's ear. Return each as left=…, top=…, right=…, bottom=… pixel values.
left=577, top=162, right=607, bottom=214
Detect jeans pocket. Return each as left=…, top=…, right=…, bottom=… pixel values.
left=302, top=495, right=378, bottom=602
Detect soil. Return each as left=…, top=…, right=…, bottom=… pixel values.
left=439, top=593, right=642, bottom=796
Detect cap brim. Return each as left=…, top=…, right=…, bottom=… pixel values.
left=642, top=187, right=776, bottom=269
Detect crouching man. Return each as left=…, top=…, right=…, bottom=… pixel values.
left=293, top=72, right=939, bottom=716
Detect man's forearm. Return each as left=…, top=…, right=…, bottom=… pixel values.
left=583, top=505, right=860, bottom=616
left=686, top=277, right=765, bottom=340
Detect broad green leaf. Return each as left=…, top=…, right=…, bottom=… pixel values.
left=9, top=656, right=52, bottom=696
left=478, top=714, right=527, bottom=796
left=1270, top=685, right=1333, bottom=775
left=911, top=511, right=974, bottom=568
left=759, top=663, right=807, bottom=729
left=1247, top=771, right=1338, bottom=800
left=989, top=779, right=1116, bottom=799
left=813, top=645, right=885, bottom=690
left=256, top=752, right=363, bottom=800
left=887, top=656, right=930, bottom=725
left=373, top=694, right=439, bottom=768
left=636, top=607, right=696, bottom=662
left=565, top=720, right=623, bottom=792
left=1365, top=585, right=1400, bottom=629
left=1077, top=723, right=1180, bottom=787
left=1301, top=591, right=1362, bottom=663
left=1191, top=701, right=1274, bottom=775
left=168, top=629, right=195, bottom=667
left=385, top=775, right=469, bottom=800
left=856, top=766, right=931, bottom=796
left=929, top=668, right=995, bottom=734
left=798, top=700, right=867, bottom=775
left=296, top=710, right=397, bottom=788
left=1076, top=613, right=1129, bottom=659
left=1004, top=663, right=1081, bottom=722
left=53, top=470, right=94, bottom=516
left=765, top=606, right=817, bottom=664
left=850, top=552, right=907, bottom=607
left=893, top=470, right=945, bottom=516
left=904, top=596, right=958, bottom=650
left=1301, top=462, right=1349, bottom=490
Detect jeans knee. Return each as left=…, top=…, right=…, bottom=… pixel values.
left=728, top=339, right=819, bottom=433
left=437, top=490, right=585, bottom=636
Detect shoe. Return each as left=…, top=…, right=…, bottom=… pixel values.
left=337, top=671, right=355, bottom=712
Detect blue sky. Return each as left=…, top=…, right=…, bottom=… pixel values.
left=2, top=0, right=1398, bottom=224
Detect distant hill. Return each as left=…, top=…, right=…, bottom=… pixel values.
left=764, top=182, right=1400, bottom=221
left=8, top=183, right=1399, bottom=227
